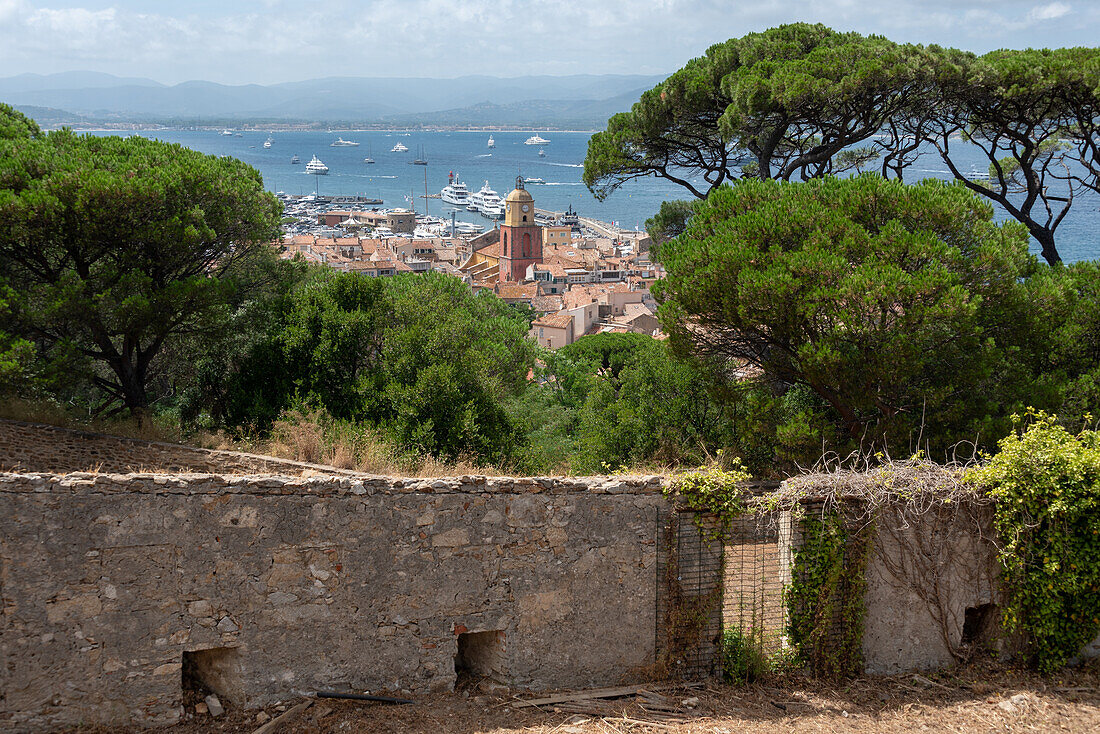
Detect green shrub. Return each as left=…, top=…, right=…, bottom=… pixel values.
left=666, top=455, right=752, bottom=526
left=720, top=627, right=769, bottom=684
left=969, top=411, right=1100, bottom=672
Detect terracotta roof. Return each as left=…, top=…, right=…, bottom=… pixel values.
left=534, top=313, right=574, bottom=330
left=475, top=241, right=504, bottom=259
left=623, top=302, right=655, bottom=319
left=531, top=295, right=563, bottom=313
left=495, top=283, right=538, bottom=301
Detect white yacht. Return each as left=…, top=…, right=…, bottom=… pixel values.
left=524, top=177, right=545, bottom=184
left=263, top=137, right=273, bottom=149
left=453, top=221, right=484, bottom=235
left=220, top=129, right=234, bottom=136
left=440, top=172, right=471, bottom=207
left=487, top=135, right=495, bottom=148
left=305, top=155, right=329, bottom=175
left=391, top=142, right=409, bottom=153
left=290, top=154, right=300, bottom=164
left=331, top=137, right=360, bottom=147
left=524, top=134, right=550, bottom=145
left=468, top=181, right=504, bottom=219
left=538, top=148, right=546, bottom=157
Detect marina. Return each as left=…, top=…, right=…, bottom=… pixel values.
left=91, top=129, right=1100, bottom=262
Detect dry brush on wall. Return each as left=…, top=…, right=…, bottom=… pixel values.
left=776, top=461, right=1001, bottom=674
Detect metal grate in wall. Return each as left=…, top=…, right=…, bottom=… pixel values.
left=654, top=508, right=789, bottom=679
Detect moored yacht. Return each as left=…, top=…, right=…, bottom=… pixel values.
left=487, top=135, right=495, bottom=148
left=441, top=172, right=471, bottom=206
left=391, top=142, right=409, bottom=153
left=525, top=134, right=550, bottom=145
left=331, top=137, right=360, bottom=147
left=468, top=181, right=504, bottom=219
left=290, top=154, right=300, bottom=164
left=263, top=136, right=274, bottom=148
left=305, top=155, right=329, bottom=175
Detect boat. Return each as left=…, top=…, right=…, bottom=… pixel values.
left=391, top=142, right=409, bottom=153
left=411, top=144, right=427, bottom=165
left=560, top=204, right=580, bottom=229
left=524, top=177, right=545, bottom=185
left=305, top=155, right=329, bottom=175
left=538, top=148, right=546, bottom=157
left=363, top=142, right=375, bottom=164
left=440, top=172, right=471, bottom=206
left=263, top=136, right=273, bottom=149
left=487, top=135, right=495, bottom=148
left=331, top=137, right=360, bottom=147
left=525, top=134, right=550, bottom=145
left=290, top=154, right=300, bottom=164
left=453, top=221, right=484, bottom=235
left=468, top=181, right=505, bottom=220
left=220, top=129, right=234, bottom=136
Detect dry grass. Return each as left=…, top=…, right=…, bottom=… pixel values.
left=62, top=658, right=1100, bottom=734
left=0, top=397, right=229, bottom=449
left=250, top=409, right=515, bottom=477
left=1, top=400, right=676, bottom=478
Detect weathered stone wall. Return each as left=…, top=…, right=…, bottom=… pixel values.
left=861, top=503, right=1000, bottom=674
left=0, top=419, right=354, bottom=475
left=0, top=472, right=666, bottom=732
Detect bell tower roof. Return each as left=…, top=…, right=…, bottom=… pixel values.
left=504, top=177, right=535, bottom=226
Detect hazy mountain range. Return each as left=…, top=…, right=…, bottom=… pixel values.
left=1, top=72, right=666, bottom=128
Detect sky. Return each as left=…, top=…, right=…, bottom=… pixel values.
left=0, top=0, right=1097, bottom=85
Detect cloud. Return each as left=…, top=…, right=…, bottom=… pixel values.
left=0, top=1, right=1096, bottom=85
left=1027, top=2, right=1071, bottom=22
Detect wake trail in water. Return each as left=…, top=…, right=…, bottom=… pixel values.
left=544, top=162, right=584, bottom=168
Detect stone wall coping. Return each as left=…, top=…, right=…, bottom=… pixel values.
left=0, top=471, right=668, bottom=497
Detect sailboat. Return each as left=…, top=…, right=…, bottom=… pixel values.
left=363, top=141, right=375, bottom=164
left=411, top=144, right=427, bottom=165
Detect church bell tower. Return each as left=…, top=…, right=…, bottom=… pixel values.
left=498, top=177, right=543, bottom=282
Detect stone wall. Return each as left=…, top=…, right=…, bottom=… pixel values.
left=0, top=419, right=354, bottom=475
left=0, top=472, right=667, bottom=732
left=861, top=503, right=1000, bottom=674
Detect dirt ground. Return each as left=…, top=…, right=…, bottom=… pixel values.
left=66, top=658, right=1100, bottom=733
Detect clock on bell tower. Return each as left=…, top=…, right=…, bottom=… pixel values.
left=498, top=176, right=543, bottom=282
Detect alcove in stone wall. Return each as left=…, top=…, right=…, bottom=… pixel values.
left=455, top=630, right=506, bottom=688
left=182, top=647, right=244, bottom=705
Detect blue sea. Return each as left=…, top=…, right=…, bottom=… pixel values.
left=96, top=129, right=1099, bottom=263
